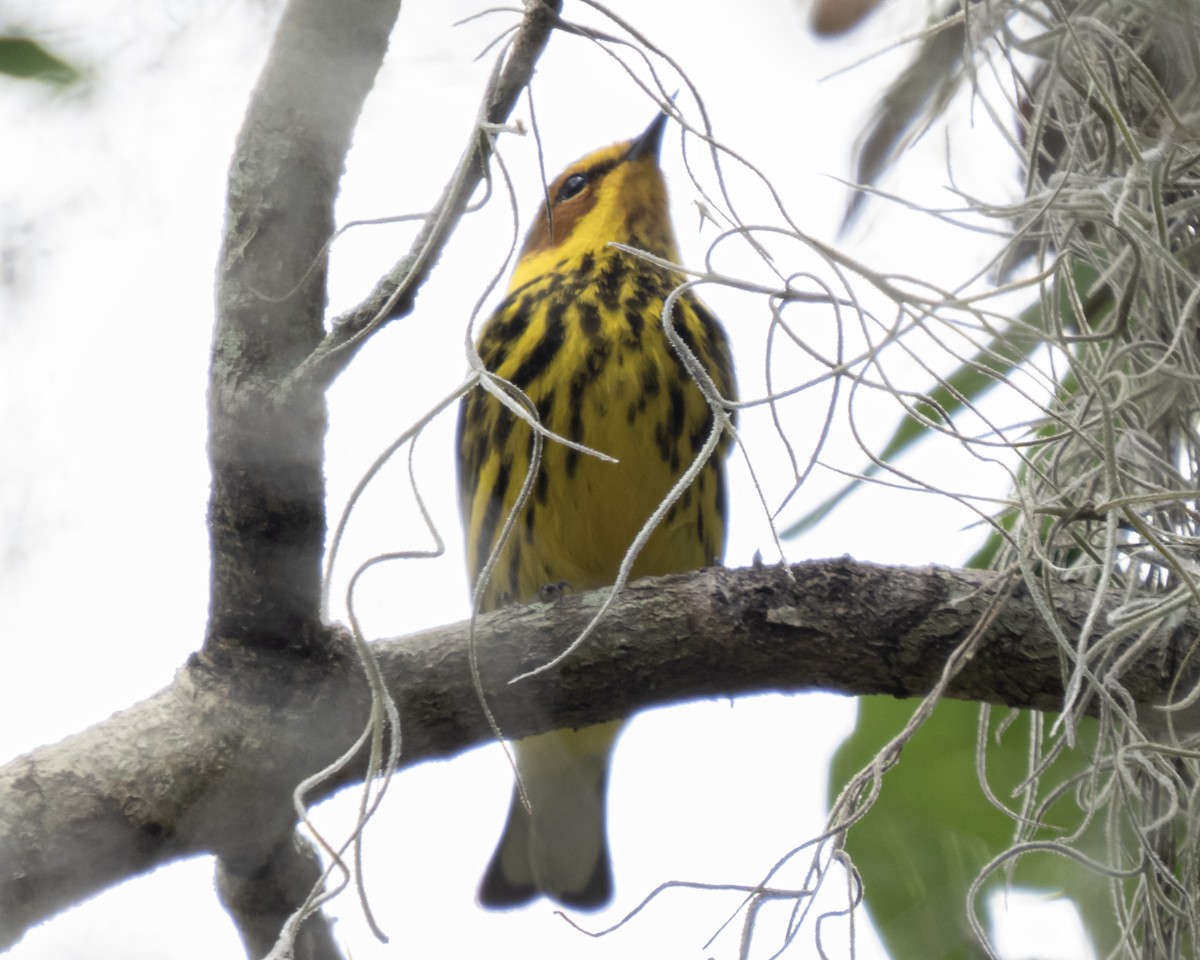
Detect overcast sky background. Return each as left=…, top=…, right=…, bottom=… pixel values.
left=2, top=0, right=1091, bottom=957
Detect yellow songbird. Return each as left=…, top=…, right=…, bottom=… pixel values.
left=457, top=108, right=736, bottom=909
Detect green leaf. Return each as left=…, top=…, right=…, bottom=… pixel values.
left=0, top=36, right=82, bottom=87
left=962, top=522, right=1008, bottom=571
left=831, top=697, right=1116, bottom=960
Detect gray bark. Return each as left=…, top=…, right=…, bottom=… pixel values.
left=2, top=558, right=1193, bottom=951
left=198, top=0, right=563, bottom=950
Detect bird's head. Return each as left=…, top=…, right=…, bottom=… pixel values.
left=512, top=110, right=679, bottom=283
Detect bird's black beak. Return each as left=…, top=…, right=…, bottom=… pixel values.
left=625, top=108, right=670, bottom=164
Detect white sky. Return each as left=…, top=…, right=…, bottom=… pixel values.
left=1, top=0, right=1090, bottom=957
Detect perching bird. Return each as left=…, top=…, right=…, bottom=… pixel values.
left=457, top=107, right=736, bottom=910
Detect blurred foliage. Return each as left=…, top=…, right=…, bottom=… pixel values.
left=810, top=0, right=1200, bottom=957
left=831, top=699, right=1116, bottom=959
left=0, top=36, right=81, bottom=87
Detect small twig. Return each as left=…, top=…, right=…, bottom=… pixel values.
left=278, top=0, right=563, bottom=399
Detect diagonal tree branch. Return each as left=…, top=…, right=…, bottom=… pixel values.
left=280, top=0, right=564, bottom=395
left=3, top=558, right=1195, bottom=951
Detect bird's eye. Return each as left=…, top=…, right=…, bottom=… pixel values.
left=556, top=172, right=588, bottom=202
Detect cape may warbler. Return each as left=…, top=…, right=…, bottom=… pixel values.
left=457, top=108, right=736, bottom=909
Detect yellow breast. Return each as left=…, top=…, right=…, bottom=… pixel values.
left=458, top=247, right=734, bottom=609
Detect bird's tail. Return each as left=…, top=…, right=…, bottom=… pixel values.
left=478, top=722, right=620, bottom=910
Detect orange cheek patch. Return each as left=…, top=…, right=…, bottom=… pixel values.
left=520, top=193, right=598, bottom=257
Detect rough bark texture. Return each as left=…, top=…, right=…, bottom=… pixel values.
left=216, top=834, right=342, bottom=960
left=205, top=0, right=407, bottom=951
left=2, top=558, right=1196, bottom=951
left=207, top=0, right=402, bottom=655
left=200, top=0, right=563, bottom=951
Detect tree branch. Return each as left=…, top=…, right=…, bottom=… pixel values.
left=206, top=0, right=564, bottom=658
left=216, top=834, right=342, bottom=960
left=205, top=1, right=566, bottom=952
left=279, top=0, right=563, bottom=395
left=207, top=0, right=412, bottom=950
left=2, top=558, right=1193, bottom=950
left=208, top=0, right=403, bottom=656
